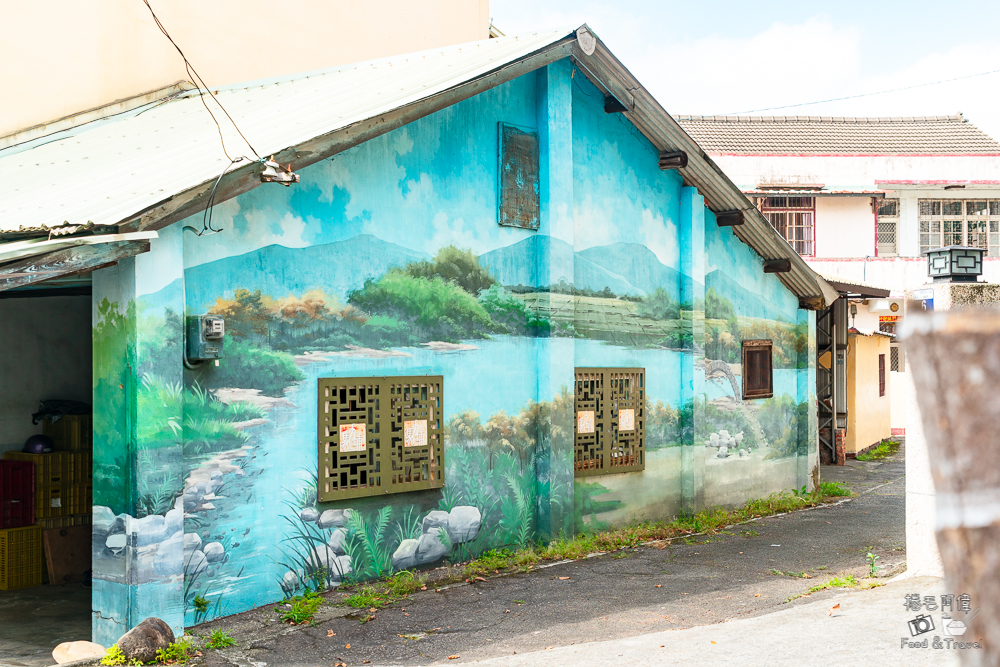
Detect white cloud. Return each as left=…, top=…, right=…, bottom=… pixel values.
left=640, top=209, right=679, bottom=268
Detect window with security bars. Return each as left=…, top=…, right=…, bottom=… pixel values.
left=742, top=340, right=773, bottom=399
left=318, top=376, right=444, bottom=501
left=877, top=199, right=899, bottom=256
left=761, top=197, right=815, bottom=255
left=574, top=368, right=645, bottom=477
left=889, top=344, right=904, bottom=372
left=879, top=354, right=886, bottom=397
left=919, top=200, right=1000, bottom=256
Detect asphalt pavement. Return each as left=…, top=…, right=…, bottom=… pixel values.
left=188, top=449, right=908, bottom=667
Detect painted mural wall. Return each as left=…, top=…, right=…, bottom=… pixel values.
left=90, top=58, right=817, bottom=639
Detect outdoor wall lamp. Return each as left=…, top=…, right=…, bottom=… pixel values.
left=658, top=151, right=688, bottom=170
left=261, top=156, right=301, bottom=186
left=926, top=246, right=984, bottom=283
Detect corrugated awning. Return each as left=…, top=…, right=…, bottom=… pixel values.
left=0, top=26, right=837, bottom=307
left=821, top=273, right=891, bottom=298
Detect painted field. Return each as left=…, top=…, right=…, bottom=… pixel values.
left=515, top=292, right=685, bottom=346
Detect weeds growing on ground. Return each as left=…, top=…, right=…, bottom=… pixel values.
left=156, top=637, right=195, bottom=664
left=856, top=440, right=900, bottom=462
left=277, top=590, right=323, bottom=625
left=341, top=570, right=428, bottom=609
left=866, top=551, right=881, bottom=578
left=454, top=484, right=851, bottom=581
left=204, top=630, right=237, bottom=650
left=99, top=645, right=136, bottom=666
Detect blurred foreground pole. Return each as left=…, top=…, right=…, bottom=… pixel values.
left=903, top=309, right=1000, bottom=662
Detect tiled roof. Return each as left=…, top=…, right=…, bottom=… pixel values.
left=673, top=114, right=1000, bottom=154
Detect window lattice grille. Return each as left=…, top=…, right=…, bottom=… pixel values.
left=761, top=196, right=815, bottom=256
left=919, top=199, right=1000, bottom=256
left=890, top=344, right=904, bottom=372
left=574, top=368, right=645, bottom=478
left=319, top=376, right=443, bottom=501
left=877, top=199, right=899, bottom=256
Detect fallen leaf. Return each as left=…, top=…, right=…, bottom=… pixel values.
left=711, top=641, right=717, bottom=644
left=327, top=630, right=335, bottom=637
left=475, top=576, right=487, bottom=582
left=420, top=586, right=427, bottom=590
left=364, top=661, right=371, bottom=665
left=448, top=655, right=460, bottom=660
left=655, top=584, right=662, bottom=588
left=369, top=607, right=377, bottom=612
left=505, top=609, right=510, bottom=613
left=559, top=577, right=570, bottom=580
left=545, top=646, right=554, bottom=650
left=404, top=613, right=410, bottom=616
left=828, top=603, right=840, bottom=616
left=346, top=644, right=351, bottom=649
left=755, top=594, right=760, bottom=597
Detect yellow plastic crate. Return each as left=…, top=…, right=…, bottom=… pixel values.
left=69, top=485, right=92, bottom=515
left=36, top=513, right=91, bottom=530
left=42, top=415, right=93, bottom=452
left=72, top=451, right=92, bottom=484
left=3, top=452, right=74, bottom=487
left=0, top=525, right=43, bottom=590
left=34, top=484, right=72, bottom=519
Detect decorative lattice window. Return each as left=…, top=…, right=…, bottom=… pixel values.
left=318, top=376, right=444, bottom=501
left=742, top=340, right=773, bottom=399
left=877, top=198, right=899, bottom=257
left=497, top=122, right=540, bottom=230
left=574, top=368, right=645, bottom=478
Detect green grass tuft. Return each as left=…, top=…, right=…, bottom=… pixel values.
left=277, top=590, right=323, bottom=625
left=856, top=440, right=900, bottom=461
left=341, top=570, right=428, bottom=609
left=204, top=629, right=237, bottom=650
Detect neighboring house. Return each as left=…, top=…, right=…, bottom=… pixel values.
left=1, top=0, right=490, bottom=138
left=845, top=329, right=892, bottom=456
left=675, top=113, right=1000, bottom=436
left=0, top=28, right=837, bottom=645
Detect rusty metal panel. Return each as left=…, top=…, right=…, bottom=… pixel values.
left=318, top=375, right=444, bottom=502
left=497, top=123, right=540, bottom=230
left=574, top=367, right=644, bottom=477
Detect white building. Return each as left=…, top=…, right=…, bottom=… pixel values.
left=676, top=113, right=1000, bottom=435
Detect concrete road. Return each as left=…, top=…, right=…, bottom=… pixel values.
left=192, top=452, right=910, bottom=666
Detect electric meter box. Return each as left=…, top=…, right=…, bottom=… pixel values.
left=187, top=314, right=225, bottom=361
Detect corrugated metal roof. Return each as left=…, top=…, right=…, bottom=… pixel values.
left=0, top=26, right=837, bottom=307
left=673, top=114, right=1000, bottom=155
left=820, top=273, right=891, bottom=298
left=0, top=28, right=575, bottom=234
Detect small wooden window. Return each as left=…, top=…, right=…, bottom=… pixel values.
left=497, top=122, right=540, bottom=230
left=574, top=368, right=645, bottom=477
left=318, top=376, right=444, bottom=502
left=742, top=340, right=773, bottom=399
left=879, top=354, right=886, bottom=397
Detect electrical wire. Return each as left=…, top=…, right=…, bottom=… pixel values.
left=141, top=0, right=261, bottom=161
left=726, top=68, right=1000, bottom=115
left=183, top=157, right=245, bottom=236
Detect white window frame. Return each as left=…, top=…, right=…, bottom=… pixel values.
left=918, top=199, right=1000, bottom=256
left=877, top=198, right=899, bottom=257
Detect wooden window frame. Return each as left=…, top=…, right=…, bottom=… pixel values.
left=573, top=367, right=645, bottom=478
left=318, top=375, right=444, bottom=502
left=761, top=196, right=815, bottom=256
left=497, top=122, right=540, bottom=230
left=879, top=354, right=886, bottom=397
left=742, top=340, right=773, bottom=400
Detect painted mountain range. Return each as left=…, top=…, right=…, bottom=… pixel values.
left=478, top=236, right=682, bottom=299
left=180, top=235, right=428, bottom=312
left=705, top=269, right=790, bottom=322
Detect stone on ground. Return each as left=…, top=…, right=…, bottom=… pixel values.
left=52, top=641, right=105, bottom=664
left=117, top=617, right=174, bottom=663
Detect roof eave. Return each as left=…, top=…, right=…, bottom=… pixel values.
left=573, top=36, right=837, bottom=309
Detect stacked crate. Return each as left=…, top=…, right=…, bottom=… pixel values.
left=0, top=460, right=35, bottom=529
left=2, top=452, right=74, bottom=518
left=0, top=524, right=43, bottom=590
left=44, top=413, right=93, bottom=517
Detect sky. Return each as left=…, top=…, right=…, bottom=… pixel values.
left=490, top=0, right=1000, bottom=140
